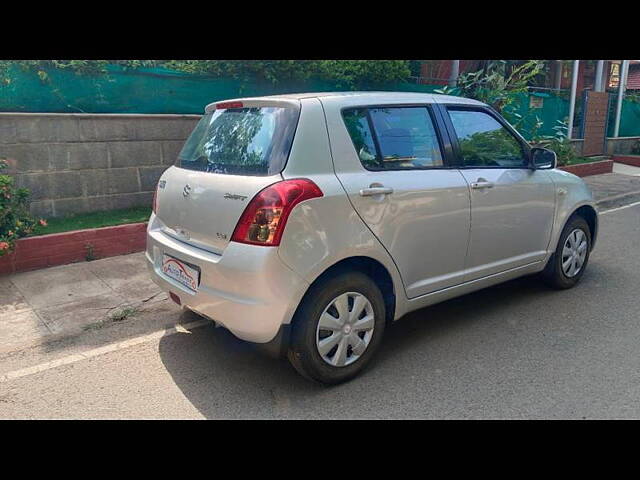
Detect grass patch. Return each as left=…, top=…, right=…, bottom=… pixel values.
left=109, top=306, right=139, bottom=322
left=83, top=305, right=140, bottom=331
left=33, top=206, right=151, bottom=236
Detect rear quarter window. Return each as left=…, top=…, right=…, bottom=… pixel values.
left=177, top=106, right=299, bottom=176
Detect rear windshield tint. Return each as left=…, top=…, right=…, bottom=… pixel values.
left=176, top=106, right=299, bottom=176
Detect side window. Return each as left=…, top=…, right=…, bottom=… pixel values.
left=448, top=109, right=528, bottom=168
left=342, top=107, right=444, bottom=170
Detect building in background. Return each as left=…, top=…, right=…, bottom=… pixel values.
left=618, top=61, right=640, bottom=90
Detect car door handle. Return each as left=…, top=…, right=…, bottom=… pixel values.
left=471, top=180, right=495, bottom=190
left=359, top=186, right=394, bottom=197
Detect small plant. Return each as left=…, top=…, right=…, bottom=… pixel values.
left=0, top=159, right=44, bottom=257
left=108, top=306, right=139, bottom=322
left=84, top=242, right=96, bottom=261
left=433, top=85, right=459, bottom=96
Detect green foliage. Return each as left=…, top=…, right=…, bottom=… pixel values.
left=0, top=60, right=412, bottom=89
left=0, top=160, right=42, bottom=256
left=530, top=119, right=577, bottom=166
left=451, top=60, right=545, bottom=114
left=433, top=61, right=547, bottom=137
left=510, top=111, right=544, bottom=138
left=0, top=60, right=109, bottom=85
left=162, top=60, right=412, bottom=88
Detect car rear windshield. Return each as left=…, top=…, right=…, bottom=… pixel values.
left=176, top=106, right=300, bottom=176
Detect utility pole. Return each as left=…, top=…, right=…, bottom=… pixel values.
left=594, top=60, right=605, bottom=92
left=613, top=60, right=630, bottom=138
left=449, top=60, right=460, bottom=87
left=554, top=60, right=563, bottom=91
left=567, top=60, right=580, bottom=139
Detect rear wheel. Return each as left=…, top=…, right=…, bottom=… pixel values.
left=287, top=271, right=386, bottom=385
left=542, top=215, right=591, bottom=289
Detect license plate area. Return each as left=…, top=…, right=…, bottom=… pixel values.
left=161, top=254, right=201, bottom=292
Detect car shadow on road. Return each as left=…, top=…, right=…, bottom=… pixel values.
left=157, top=271, right=583, bottom=419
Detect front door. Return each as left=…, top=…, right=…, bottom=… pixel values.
left=443, top=106, right=556, bottom=281
left=333, top=105, right=471, bottom=298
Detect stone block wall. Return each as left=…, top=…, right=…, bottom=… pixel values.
left=605, top=136, right=640, bottom=155
left=0, top=113, right=201, bottom=217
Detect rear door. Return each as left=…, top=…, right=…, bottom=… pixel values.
left=330, top=104, right=471, bottom=298
left=439, top=104, right=556, bottom=281
left=154, top=100, right=300, bottom=254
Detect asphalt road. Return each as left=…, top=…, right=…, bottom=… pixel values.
left=1, top=203, right=639, bottom=419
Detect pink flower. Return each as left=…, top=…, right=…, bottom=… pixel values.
left=0, top=242, right=9, bottom=251
left=39, top=219, right=47, bottom=227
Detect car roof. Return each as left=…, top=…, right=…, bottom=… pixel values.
left=262, top=91, right=484, bottom=105
left=205, top=91, right=485, bottom=111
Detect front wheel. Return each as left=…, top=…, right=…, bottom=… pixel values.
left=287, top=271, right=386, bottom=385
left=542, top=215, right=592, bottom=289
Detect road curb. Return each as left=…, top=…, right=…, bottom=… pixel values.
left=559, top=159, right=614, bottom=177
left=0, top=223, right=147, bottom=276
left=596, top=190, right=640, bottom=211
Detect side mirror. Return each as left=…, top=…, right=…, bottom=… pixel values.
left=530, top=147, right=557, bottom=170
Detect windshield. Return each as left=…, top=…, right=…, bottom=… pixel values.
left=176, top=106, right=299, bottom=176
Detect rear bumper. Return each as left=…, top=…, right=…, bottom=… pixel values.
left=146, top=219, right=309, bottom=343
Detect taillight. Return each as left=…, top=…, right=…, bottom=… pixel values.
left=231, top=179, right=323, bottom=246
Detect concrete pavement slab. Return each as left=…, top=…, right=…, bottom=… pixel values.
left=84, top=252, right=160, bottom=302
left=0, top=310, right=52, bottom=355
left=613, top=162, right=640, bottom=176
left=0, top=252, right=172, bottom=357
left=0, top=279, right=30, bottom=316
left=9, top=263, right=111, bottom=309
left=36, top=292, right=131, bottom=335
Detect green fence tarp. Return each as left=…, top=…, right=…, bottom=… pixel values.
left=607, top=94, right=640, bottom=137
left=2, top=64, right=638, bottom=139
left=0, top=65, right=437, bottom=115
left=504, top=91, right=570, bottom=138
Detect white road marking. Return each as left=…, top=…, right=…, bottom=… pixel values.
left=0, top=318, right=211, bottom=384
left=600, top=201, right=640, bottom=215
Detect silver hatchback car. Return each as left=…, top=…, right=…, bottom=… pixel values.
left=147, top=92, right=598, bottom=384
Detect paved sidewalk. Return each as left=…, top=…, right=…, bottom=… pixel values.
left=0, top=252, right=177, bottom=355
left=613, top=162, right=640, bottom=177
left=584, top=168, right=640, bottom=210
left=1, top=168, right=640, bottom=356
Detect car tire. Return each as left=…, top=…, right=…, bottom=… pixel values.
left=542, top=215, right=592, bottom=290
left=287, top=270, right=386, bottom=385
